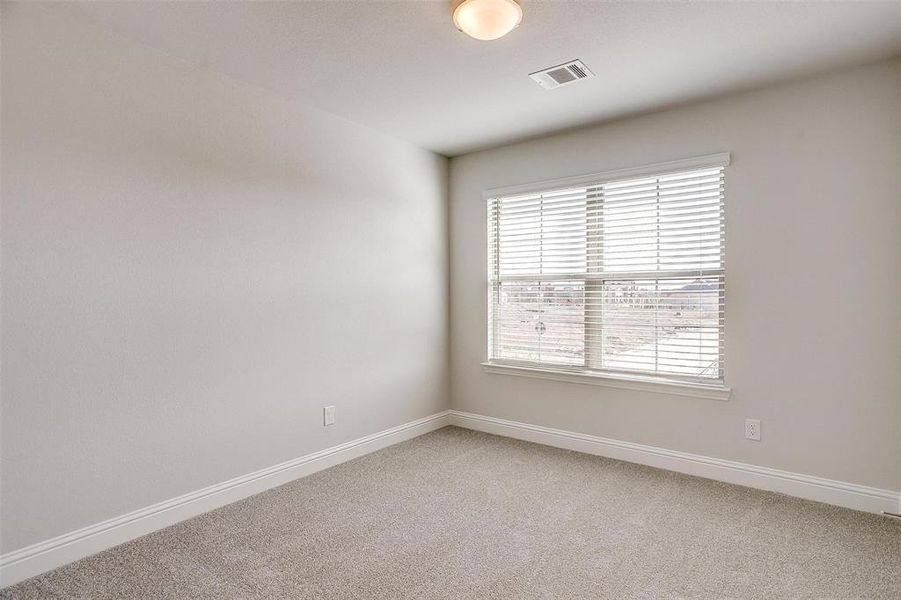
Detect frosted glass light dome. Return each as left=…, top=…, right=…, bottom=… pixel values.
left=453, top=0, right=523, bottom=41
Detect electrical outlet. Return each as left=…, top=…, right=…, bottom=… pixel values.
left=745, top=418, right=761, bottom=441
left=323, top=405, right=335, bottom=426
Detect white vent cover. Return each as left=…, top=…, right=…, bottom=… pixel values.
left=529, top=60, right=594, bottom=90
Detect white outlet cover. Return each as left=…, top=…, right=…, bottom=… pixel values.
left=745, top=418, right=761, bottom=441
left=324, top=405, right=336, bottom=426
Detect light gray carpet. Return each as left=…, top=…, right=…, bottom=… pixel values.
left=3, top=426, right=900, bottom=599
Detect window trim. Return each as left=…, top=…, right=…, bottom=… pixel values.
left=483, top=152, right=731, bottom=399
left=482, top=152, right=730, bottom=200
left=481, top=361, right=732, bottom=401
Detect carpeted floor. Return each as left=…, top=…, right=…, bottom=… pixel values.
left=3, top=426, right=900, bottom=599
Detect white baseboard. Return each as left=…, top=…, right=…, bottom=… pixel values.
left=0, top=410, right=452, bottom=588
left=449, top=410, right=901, bottom=516
left=4, top=409, right=898, bottom=588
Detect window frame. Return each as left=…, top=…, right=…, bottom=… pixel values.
left=483, top=153, right=732, bottom=400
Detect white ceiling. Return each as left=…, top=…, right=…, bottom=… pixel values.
left=72, top=1, right=901, bottom=156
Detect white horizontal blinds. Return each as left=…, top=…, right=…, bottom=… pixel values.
left=488, top=164, right=725, bottom=382
left=488, top=187, right=588, bottom=366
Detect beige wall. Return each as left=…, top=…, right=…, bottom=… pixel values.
left=1, top=3, right=448, bottom=552
left=449, top=59, right=901, bottom=491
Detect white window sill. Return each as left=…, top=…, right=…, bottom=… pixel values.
left=480, top=362, right=732, bottom=401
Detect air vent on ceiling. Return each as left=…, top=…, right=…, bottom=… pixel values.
left=529, top=60, right=594, bottom=90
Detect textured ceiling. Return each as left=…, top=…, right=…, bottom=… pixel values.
left=71, top=1, right=901, bottom=156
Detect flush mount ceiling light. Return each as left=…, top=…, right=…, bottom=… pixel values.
left=453, top=0, right=523, bottom=41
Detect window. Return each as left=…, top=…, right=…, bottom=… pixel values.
left=487, top=155, right=727, bottom=387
